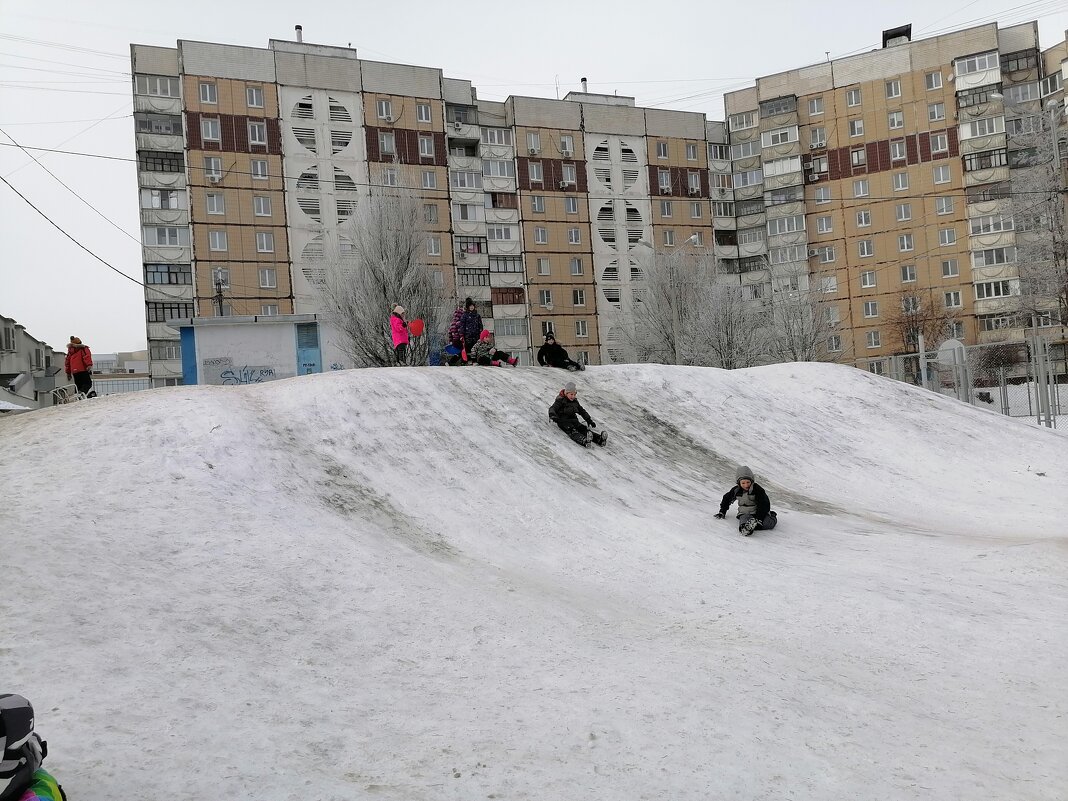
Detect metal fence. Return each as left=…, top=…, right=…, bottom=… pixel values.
left=859, top=333, right=1065, bottom=428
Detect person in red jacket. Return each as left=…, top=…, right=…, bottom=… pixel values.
left=64, top=336, right=96, bottom=397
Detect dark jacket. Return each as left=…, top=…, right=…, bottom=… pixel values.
left=537, top=341, right=571, bottom=367
left=719, top=482, right=771, bottom=519
left=459, top=309, right=482, bottom=347
left=548, top=391, right=592, bottom=427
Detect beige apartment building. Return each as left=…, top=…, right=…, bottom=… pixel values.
left=720, top=21, right=1067, bottom=374
left=131, top=22, right=1066, bottom=383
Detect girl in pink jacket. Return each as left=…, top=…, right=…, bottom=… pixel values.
left=390, top=304, right=409, bottom=364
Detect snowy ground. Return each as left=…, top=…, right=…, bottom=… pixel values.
left=2, top=362, right=1066, bottom=800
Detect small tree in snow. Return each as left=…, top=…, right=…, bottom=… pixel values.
left=316, top=189, right=445, bottom=367
left=766, top=264, right=843, bottom=363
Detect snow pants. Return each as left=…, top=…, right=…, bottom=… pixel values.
left=394, top=342, right=408, bottom=364
left=738, top=511, right=777, bottom=532
left=554, top=419, right=590, bottom=446
left=72, top=371, right=96, bottom=398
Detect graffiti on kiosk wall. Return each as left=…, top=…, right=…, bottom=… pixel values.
left=202, top=356, right=292, bottom=385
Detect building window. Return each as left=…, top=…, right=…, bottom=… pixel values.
left=148, top=189, right=179, bottom=209
left=253, top=196, right=271, bottom=216
left=417, top=103, right=431, bottom=123
left=260, top=304, right=279, bottom=316
left=859, top=240, right=874, bottom=258
left=146, top=302, right=194, bottom=322
left=427, top=236, right=441, bottom=256
left=570, top=257, right=583, bottom=275
left=656, top=141, right=668, bottom=159
left=893, top=172, right=909, bottom=191
left=199, top=82, right=217, bottom=104
left=259, top=267, right=277, bottom=289
left=827, top=334, right=842, bottom=352
left=659, top=169, right=672, bottom=190
left=423, top=203, right=438, bottom=224
left=890, top=140, right=906, bottom=161
left=945, top=291, right=962, bottom=308
left=664, top=229, right=676, bottom=246
left=939, top=228, right=956, bottom=246
left=383, top=167, right=398, bottom=187
left=379, top=131, right=396, bottom=155
left=246, top=86, right=264, bottom=108
left=885, top=79, right=902, bottom=99
left=575, top=319, right=588, bottom=338
left=537, top=257, right=550, bottom=275
left=376, top=99, right=393, bottom=120
left=138, top=150, right=182, bottom=173
left=729, top=111, right=756, bottom=131
left=203, top=156, right=222, bottom=181
left=856, top=209, right=871, bottom=227
left=933, top=165, right=951, bottom=184
left=866, top=331, right=881, bottom=349
left=849, top=119, right=864, bottom=137
left=487, top=225, right=515, bottom=241
left=565, top=196, right=578, bottom=214
left=135, top=75, right=180, bottom=98
left=534, top=226, right=548, bottom=244
left=201, top=117, right=222, bottom=143
left=422, top=170, right=437, bottom=189
left=931, top=133, right=948, bottom=153
left=568, top=228, right=581, bottom=245
left=942, top=259, right=959, bottom=278
left=894, top=203, right=911, bottom=222
left=898, top=233, right=914, bottom=252
left=251, top=159, right=268, bottom=179
left=208, top=230, right=227, bottom=251
left=901, top=264, right=917, bottom=283
left=539, top=289, right=553, bottom=307
left=814, top=187, right=830, bottom=204
left=809, top=97, right=824, bottom=115
left=709, top=143, right=729, bottom=161
left=925, top=71, right=942, bottom=90
left=211, top=267, right=230, bottom=289
left=864, top=301, right=879, bottom=318
left=846, top=88, right=861, bottom=107
left=810, top=126, right=826, bottom=148
left=928, top=102, right=945, bottom=122
left=418, top=134, right=434, bottom=158
left=689, top=201, right=702, bottom=219
left=851, top=148, right=866, bottom=167
left=256, top=231, right=274, bottom=253
left=861, top=270, right=876, bottom=288
left=572, top=289, right=586, bottom=307
left=527, top=131, right=541, bottom=152
left=686, top=143, right=698, bottom=160
left=561, top=164, right=577, bottom=185
left=976, top=280, right=1014, bottom=299
left=853, top=179, right=869, bottom=198
left=660, top=200, right=673, bottom=217
left=888, top=111, right=904, bottom=129
left=531, top=195, right=545, bottom=213
left=528, top=162, right=543, bottom=182
left=144, top=264, right=192, bottom=285
left=816, top=216, right=832, bottom=233
left=818, top=246, right=836, bottom=264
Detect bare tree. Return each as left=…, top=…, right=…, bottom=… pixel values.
left=316, top=189, right=446, bottom=367
left=766, top=264, right=844, bottom=363
left=628, top=243, right=767, bottom=367
left=883, top=289, right=962, bottom=354
left=1005, top=104, right=1068, bottom=326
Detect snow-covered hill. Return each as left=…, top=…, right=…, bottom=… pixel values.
left=3, top=363, right=1066, bottom=800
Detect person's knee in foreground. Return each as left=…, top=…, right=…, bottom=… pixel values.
left=547, top=381, right=605, bottom=447
left=714, top=465, right=777, bottom=534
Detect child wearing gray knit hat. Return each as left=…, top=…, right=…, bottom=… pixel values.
left=548, top=382, right=607, bottom=448
left=714, top=465, right=777, bottom=535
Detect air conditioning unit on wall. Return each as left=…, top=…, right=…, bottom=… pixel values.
left=528, top=148, right=539, bottom=155
left=807, top=174, right=819, bottom=182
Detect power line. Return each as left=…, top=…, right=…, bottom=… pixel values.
left=0, top=173, right=144, bottom=287
left=0, top=33, right=127, bottom=60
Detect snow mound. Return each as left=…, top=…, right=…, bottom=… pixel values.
left=3, top=363, right=1066, bottom=800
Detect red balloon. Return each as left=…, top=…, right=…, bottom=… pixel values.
left=409, top=318, right=425, bottom=337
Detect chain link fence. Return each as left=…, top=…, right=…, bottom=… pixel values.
left=858, top=334, right=1066, bottom=428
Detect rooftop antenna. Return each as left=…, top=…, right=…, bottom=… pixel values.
left=295, top=24, right=303, bottom=43
left=581, top=76, right=588, bottom=93
left=825, top=51, right=830, bottom=62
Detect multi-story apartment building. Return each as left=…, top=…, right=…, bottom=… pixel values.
left=720, top=21, right=1067, bottom=374
left=131, top=22, right=1065, bottom=383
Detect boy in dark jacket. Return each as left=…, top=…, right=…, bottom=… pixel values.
left=537, top=332, right=584, bottom=371
left=714, top=465, right=777, bottom=535
left=458, top=298, right=483, bottom=354
left=548, top=381, right=606, bottom=447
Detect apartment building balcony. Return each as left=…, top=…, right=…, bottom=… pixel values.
left=480, top=143, right=515, bottom=161
left=455, top=251, right=489, bottom=269
left=977, top=328, right=1026, bottom=345
left=738, top=239, right=767, bottom=257
left=448, top=154, right=480, bottom=171
left=489, top=270, right=524, bottom=289
left=964, top=163, right=1010, bottom=186
left=713, top=215, right=737, bottom=231
left=764, top=171, right=803, bottom=192
left=140, top=208, right=189, bottom=227
left=733, top=184, right=763, bottom=202
left=135, top=131, right=182, bottom=152
left=447, top=120, right=480, bottom=141
left=486, top=207, right=519, bottom=225
left=974, top=296, right=1019, bottom=316
left=134, top=94, right=181, bottom=115
left=958, top=131, right=1006, bottom=157
left=737, top=210, right=766, bottom=229
left=966, top=196, right=1012, bottom=218
left=764, top=199, right=803, bottom=218
left=714, top=243, right=740, bottom=260
left=147, top=321, right=182, bottom=339
left=138, top=171, right=187, bottom=191
left=711, top=187, right=734, bottom=202
left=487, top=238, right=521, bottom=257
left=149, top=358, right=183, bottom=382
left=968, top=230, right=1016, bottom=250
left=483, top=175, right=516, bottom=193
left=453, top=217, right=486, bottom=237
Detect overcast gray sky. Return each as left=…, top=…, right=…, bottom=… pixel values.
left=2, top=0, right=1066, bottom=352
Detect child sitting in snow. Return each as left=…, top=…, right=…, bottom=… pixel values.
left=0, top=694, right=67, bottom=801
left=468, top=330, right=518, bottom=367
left=714, top=466, right=778, bottom=535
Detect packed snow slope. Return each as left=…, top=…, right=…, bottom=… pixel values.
left=2, top=363, right=1067, bottom=801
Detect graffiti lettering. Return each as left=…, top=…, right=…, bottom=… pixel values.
left=219, top=366, right=276, bottom=385
left=329, top=362, right=345, bottom=371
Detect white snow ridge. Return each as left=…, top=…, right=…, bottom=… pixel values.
left=3, top=362, right=1066, bottom=800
